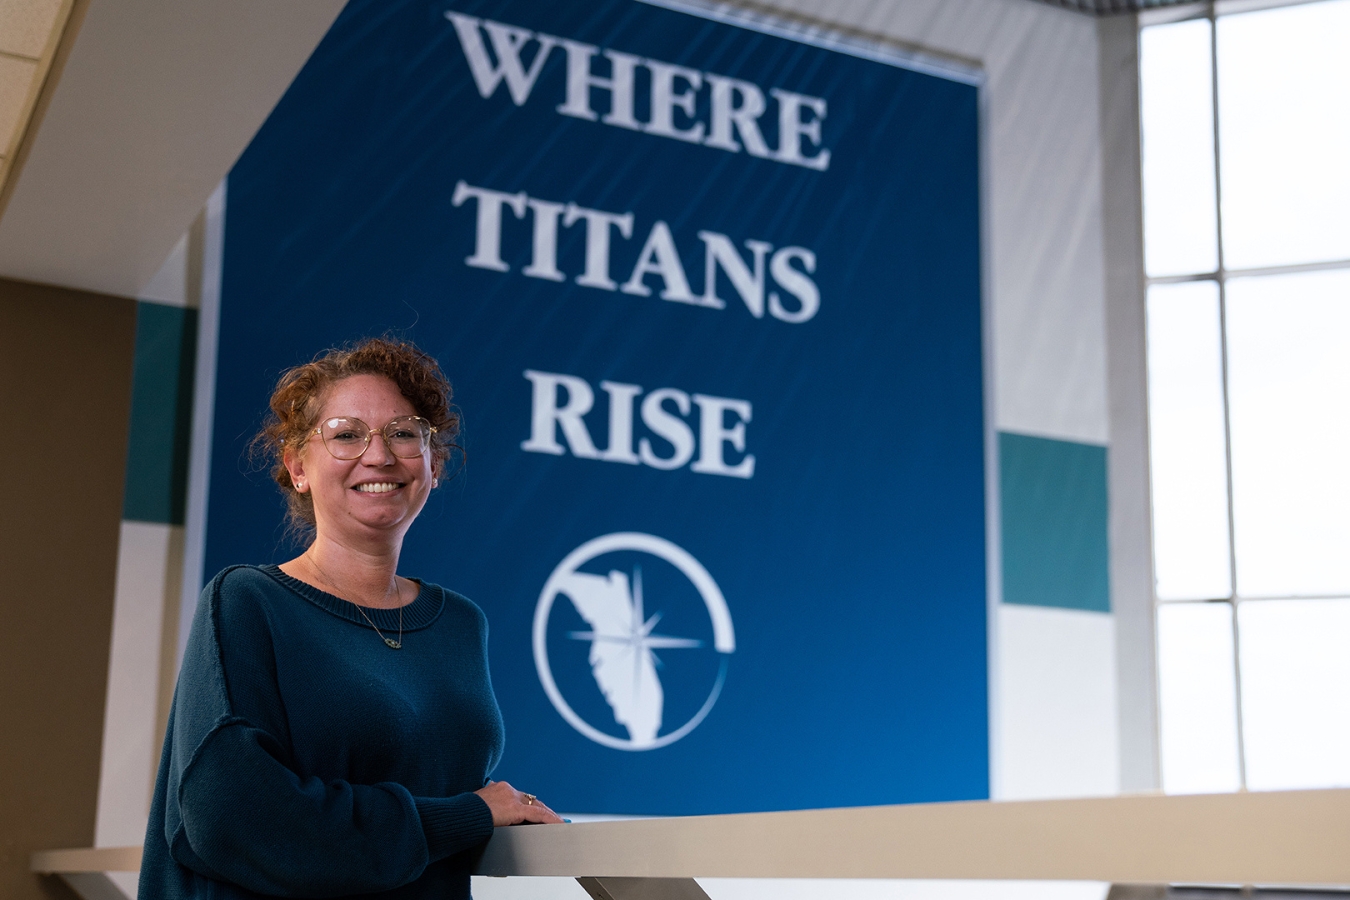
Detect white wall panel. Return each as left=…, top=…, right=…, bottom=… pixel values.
left=97, top=520, right=184, bottom=898
left=996, top=604, right=1119, bottom=799
left=137, top=231, right=189, bottom=308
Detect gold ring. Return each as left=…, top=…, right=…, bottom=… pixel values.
left=524, top=793, right=536, bottom=805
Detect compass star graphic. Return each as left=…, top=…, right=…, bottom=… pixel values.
left=534, top=532, right=736, bottom=751
left=563, top=566, right=704, bottom=746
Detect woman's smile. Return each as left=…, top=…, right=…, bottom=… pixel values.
left=353, top=481, right=405, bottom=493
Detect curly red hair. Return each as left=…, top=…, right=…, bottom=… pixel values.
left=253, top=337, right=461, bottom=539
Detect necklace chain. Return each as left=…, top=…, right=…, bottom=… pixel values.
left=306, top=553, right=405, bottom=650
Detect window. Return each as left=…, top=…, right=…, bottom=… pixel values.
left=1139, top=0, right=1350, bottom=794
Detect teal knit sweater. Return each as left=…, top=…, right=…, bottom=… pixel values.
left=139, top=565, right=503, bottom=899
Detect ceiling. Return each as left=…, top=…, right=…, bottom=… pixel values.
left=0, top=0, right=71, bottom=207
left=0, top=0, right=344, bottom=299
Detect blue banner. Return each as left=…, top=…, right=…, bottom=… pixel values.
left=207, top=0, right=987, bottom=814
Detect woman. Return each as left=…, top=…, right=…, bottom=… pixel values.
left=140, top=337, right=562, bottom=900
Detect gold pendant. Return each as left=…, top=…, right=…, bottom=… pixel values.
left=384, top=638, right=402, bottom=649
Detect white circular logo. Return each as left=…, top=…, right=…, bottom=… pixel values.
left=533, top=532, right=735, bottom=750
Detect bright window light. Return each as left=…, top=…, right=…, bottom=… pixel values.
left=1226, top=269, right=1350, bottom=598
left=1217, top=0, right=1350, bottom=269
left=1146, top=281, right=1232, bottom=601
left=1142, top=0, right=1350, bottom=795
left=1238, top=598, right=1350, bottom=790
left=1140, top=19, right=1219, bottom=278
left=1157, top=602, right=1242, bottom=794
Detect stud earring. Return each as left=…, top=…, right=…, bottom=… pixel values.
left=432, top=478, right=439, bottom=489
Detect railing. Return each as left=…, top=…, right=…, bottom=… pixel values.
left=33, top=789, right=1350, bottom=900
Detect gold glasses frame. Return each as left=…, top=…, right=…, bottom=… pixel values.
left=310, top=415, right=438, bottom=460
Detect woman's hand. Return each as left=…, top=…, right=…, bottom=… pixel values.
left=475, top=780, right=566, bottom=826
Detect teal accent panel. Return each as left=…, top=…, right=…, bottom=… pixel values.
left=122, top=302, right=198, bottom=524
left=999, top=431, right=1110, bottom=612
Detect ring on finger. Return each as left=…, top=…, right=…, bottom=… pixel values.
left=524, top=793, right=536, bottom=805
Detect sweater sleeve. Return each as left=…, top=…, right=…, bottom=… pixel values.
left=160, top=569, right=495, bottom=897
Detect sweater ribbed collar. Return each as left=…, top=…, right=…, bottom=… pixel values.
left=261, top=564, right=444, bottom=631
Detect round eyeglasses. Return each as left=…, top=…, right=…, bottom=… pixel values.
left=312, top=415, right=437, bottom=460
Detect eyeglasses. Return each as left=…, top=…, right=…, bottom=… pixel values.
left=311, top=415, right=437, bottom=460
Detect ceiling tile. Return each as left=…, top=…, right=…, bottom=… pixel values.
left=0, top=54, right=38, bottom=151
left=0, top=0, right=63, bottom=59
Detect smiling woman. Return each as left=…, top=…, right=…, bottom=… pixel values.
left=255, top=337, right=461, bottom=545
left=137, top=337, right=564, bottom=900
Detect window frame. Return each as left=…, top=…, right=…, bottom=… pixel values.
left=1138, top=0, right=1350, bottom=792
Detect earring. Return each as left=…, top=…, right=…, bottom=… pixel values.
left=295, top=480, right=305, bottom=492
left=432, top=478, right=439, bottom=489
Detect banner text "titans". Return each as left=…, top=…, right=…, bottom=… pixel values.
left=454, top=180, right=820, bottom=323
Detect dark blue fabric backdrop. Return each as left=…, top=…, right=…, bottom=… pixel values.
left=207, top=0, right=987, bottom=814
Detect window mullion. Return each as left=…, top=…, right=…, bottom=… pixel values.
left=1208, top=3, right=1248, bottom=791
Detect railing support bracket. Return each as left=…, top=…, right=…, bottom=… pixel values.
left=578, top=876, right=712, bottom=900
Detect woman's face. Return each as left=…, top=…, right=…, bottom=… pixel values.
left=284, top=374, right=435, bottom=545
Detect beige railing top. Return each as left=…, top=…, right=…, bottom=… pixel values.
left=33, top=789, right=1350, bottom=887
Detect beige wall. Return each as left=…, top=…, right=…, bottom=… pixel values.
left=0, top=277, right=136, bottom=900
